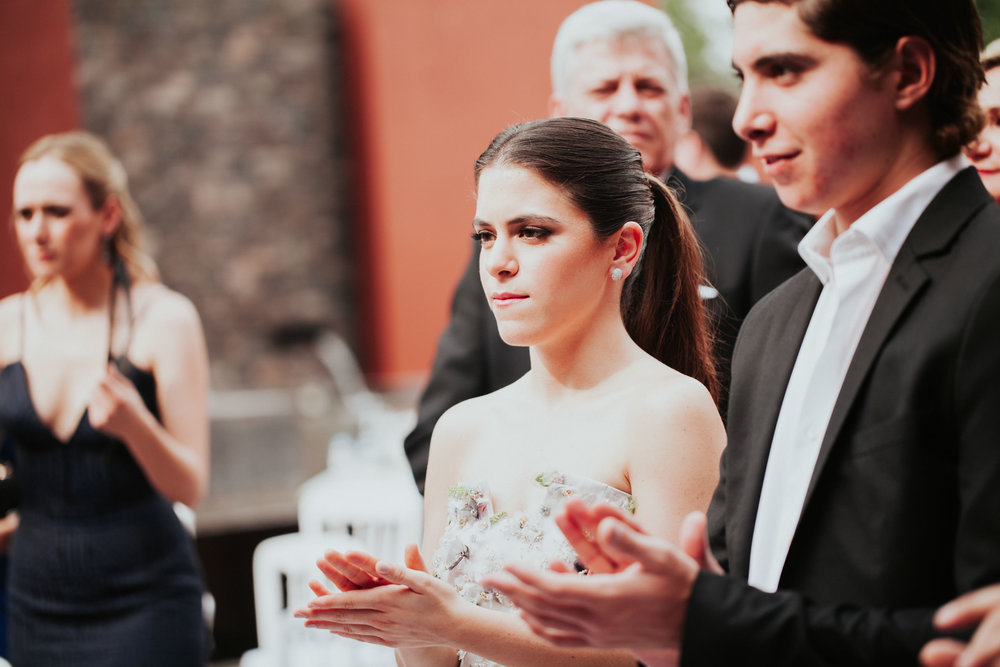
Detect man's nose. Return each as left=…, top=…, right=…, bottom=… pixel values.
left=26, top=214, right=50, bottom=243
left=610, top=82, right=642, bottom=116
left=732, top=83, right=774, bottom=144
left=966, top=136, right=993, bottom=163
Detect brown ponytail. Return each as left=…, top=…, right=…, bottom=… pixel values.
left=624, top=174, right=718, bottom=403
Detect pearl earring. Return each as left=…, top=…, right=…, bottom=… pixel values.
left=611, top=267, right=623, bottom=281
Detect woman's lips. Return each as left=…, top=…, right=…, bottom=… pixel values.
left=491, top=292, right=527, bottom=307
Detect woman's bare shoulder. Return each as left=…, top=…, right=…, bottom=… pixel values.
left=430, top=379, right=524, bottom=461
left=128, top=283, right=206, bottom=370
left=626, top=361, right=725, bottom=447
left=0, top=292, right=24, bottom=319
left=433, top=393, right=493, bottom=447
left=634, top=360, right=717, bottom=412
left=132, top=283, right=201, bottom=328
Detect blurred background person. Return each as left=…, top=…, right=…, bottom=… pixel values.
left=0, top=131, right=210, bottom=665
left=0, top=432, right=16, bottom=663
left=674, top=84, right=760, bottom=183
left=967, top=38, right=1000, bottom=202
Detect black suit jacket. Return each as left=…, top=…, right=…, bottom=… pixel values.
left=404, top=171, right=811, bottom=492
left=669, top=170, right=813, bottom=408
left=684, top=168, right=1000, bottom=665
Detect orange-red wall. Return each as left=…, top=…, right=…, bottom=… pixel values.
left=0, top=0, right=79, bottom=298
left=339, top=0, right=593, bottom=385
left=0, top=0, right=659, bottom=384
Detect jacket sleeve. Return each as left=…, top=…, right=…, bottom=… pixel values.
left=681, top=572, right=936, bottom=666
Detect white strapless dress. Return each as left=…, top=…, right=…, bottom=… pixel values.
left=431, top=471, right=635, bottom=667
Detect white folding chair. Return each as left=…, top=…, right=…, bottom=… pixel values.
left=240, top=531, right=396, bottom=667
left=297, top=461, right=423, bottom=563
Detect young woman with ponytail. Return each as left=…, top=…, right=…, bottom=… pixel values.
left=297, top=117, right=724, bottom=667
left=0, top=131, right=210, bottom=665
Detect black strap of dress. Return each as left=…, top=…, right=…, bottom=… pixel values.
left=18, top=259, right=134, bottom=368
left=18, top=292, right=25, bottom=362
left=108, top=257, right=135, bottom=373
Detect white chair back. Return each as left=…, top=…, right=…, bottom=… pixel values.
left=298, top=462, right=423, bottom=562
left=241, top=531, right=397, bottom=667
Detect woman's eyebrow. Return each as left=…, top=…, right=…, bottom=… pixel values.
left=473, top=214, right=562, bottom=227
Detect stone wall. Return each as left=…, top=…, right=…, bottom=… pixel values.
left=69, top=0, right=372, bottom=544
left=73, top=0, right=355, bottom=391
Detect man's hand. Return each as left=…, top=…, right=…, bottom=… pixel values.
left=482, top=506, right=698, bottom=651
left=555, top=499, right=647, bottom=573
left=921, top=583, right=1000, bottom=667
left=678, top=511, right=724, bottom=575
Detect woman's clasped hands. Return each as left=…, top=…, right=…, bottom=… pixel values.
left=295, top=544, right=465, bottom=649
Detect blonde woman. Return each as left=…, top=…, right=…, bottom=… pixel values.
left=0, top=132, right=210, bottom=665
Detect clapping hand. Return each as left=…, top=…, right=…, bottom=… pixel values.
left=295, top=543, right=463, bottom=648
left=921, top=584, right=1000, bottom=667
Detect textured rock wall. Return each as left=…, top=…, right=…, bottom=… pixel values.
left=73, top=0, right=355, bottom=391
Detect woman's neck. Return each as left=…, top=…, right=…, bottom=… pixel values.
left=35, top=265, right=115, bottom=316
left=527, top=312, right=644, bottom=400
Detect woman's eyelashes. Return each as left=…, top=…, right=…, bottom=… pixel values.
left=16, top=205, right=71, bottom=221
left=517, top=226, right=551, bottom=241
left=470, top=225, right=552, bottom=247
left=470, top=229, right=495, bottom=246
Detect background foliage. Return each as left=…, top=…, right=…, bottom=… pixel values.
left=982, top=0, right=1000, bottom=45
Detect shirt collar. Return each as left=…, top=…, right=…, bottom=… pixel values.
left=799, top=155, right=965, bottom=283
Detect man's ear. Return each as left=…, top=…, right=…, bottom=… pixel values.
left=548, top=93, right=565, bottom=119
left=676, top=92, right=693, bottom=135
left=893, top=35, right=935, bottom=112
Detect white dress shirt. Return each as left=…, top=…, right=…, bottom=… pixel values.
left=747, top=156, right=965, bottom=592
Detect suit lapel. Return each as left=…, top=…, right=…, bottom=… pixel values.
left=731, top=274, right=821, bottom=571
left=799, top=167, right=991, bottom=512
left=800, top=247, right=928, bottom=509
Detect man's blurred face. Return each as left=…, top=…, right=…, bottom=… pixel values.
left=965, top=66, right=1000, bottom=203
left=550, top=36, right=690, bottom=176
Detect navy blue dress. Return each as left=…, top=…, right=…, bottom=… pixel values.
left=0, top=308, right=207, bottom=665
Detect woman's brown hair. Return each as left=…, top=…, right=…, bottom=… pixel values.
left=474, top=117, right=719, bottom=402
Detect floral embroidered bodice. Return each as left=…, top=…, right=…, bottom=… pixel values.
left=431, top=471, right=634, bottom=667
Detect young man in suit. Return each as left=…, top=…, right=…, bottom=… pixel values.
left=485, top=1, right=1000, bottom=664
left=404, top=0, right=810, bottom=492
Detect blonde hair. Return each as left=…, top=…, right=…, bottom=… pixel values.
left=16, top=131, right=159, bottom=284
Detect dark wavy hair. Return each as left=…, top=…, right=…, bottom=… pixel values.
left=727, top=0, right=985, bottom=158
left=474, top=117, right=718, bottom=402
